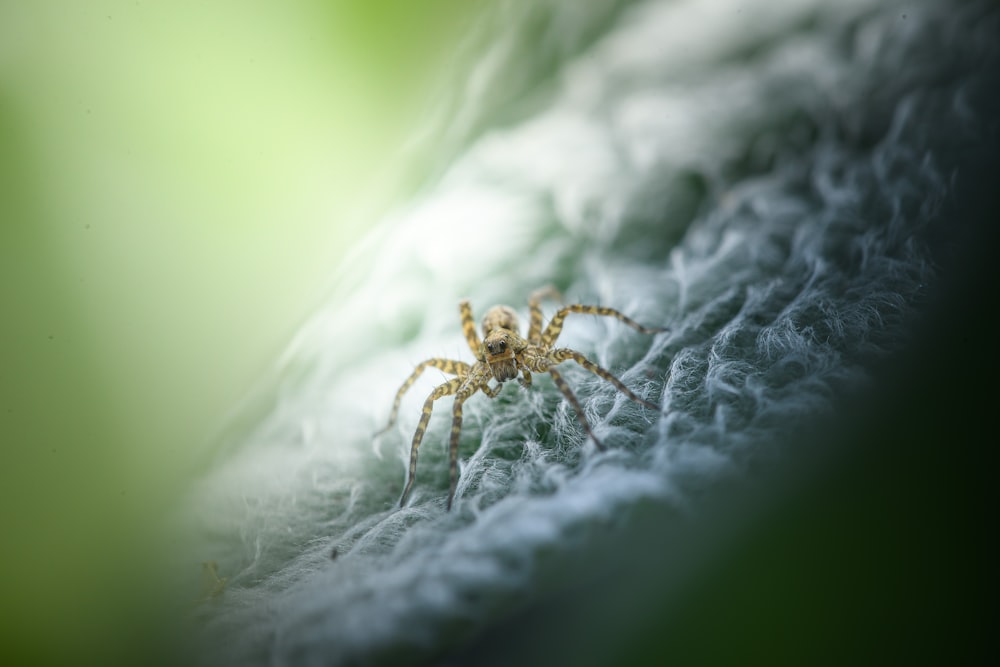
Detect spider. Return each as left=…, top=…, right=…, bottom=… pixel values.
left=377, top=287, right=667, bottom=510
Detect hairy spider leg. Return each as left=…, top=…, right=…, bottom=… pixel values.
left=442, top=363, right=493, bottom=509
left=400, top=377, right=463, bottom=507
left=548, top=367, right=605, bottom=451
left=527, top=285, right=562, bottom=344
left=547, top=348, right=660, bottom=411
left=376, top=358, right=470, bottom=436
left=446, top=374, right=488, bottom=510
left=459, top=299, right=482, bottom=357
left=540, top=304, right=668, bottom=348
left=482, top=381, right=502, bottom=398
left=518, top=369, right=533, bottom=389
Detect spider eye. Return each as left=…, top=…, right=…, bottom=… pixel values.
left=498, top=340, right=507, bottom=352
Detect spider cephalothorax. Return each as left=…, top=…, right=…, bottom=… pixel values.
left=482, top=327, right=524, bottom=382
left=376, top=287, right=667, bottom=510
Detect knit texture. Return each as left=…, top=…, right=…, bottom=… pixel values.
left=179, top=1, right=999, bottom=664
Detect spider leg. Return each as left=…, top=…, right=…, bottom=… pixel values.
left=518, top=369, right=533, bottom=389
left=528, top=285, right=562, bottom=344
left=459, top=299, right=482, bottom=358
left=548, top=367, right=604, bottom=450
left=482, top=382, right=502, bottom=398
left=548, top=347, right=660, bottom=411
left=375, top=358, right=470, bottom=436
left=447, top=376, right=485, bottom=510
left=540, top=304, right=668, bottom=348
left=399, top=377, right=463, bottom=507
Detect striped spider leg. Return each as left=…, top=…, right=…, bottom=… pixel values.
left=380, top=290, right=667, bottom=510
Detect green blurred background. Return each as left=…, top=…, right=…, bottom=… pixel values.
left=0, top=1, right=482, bottom=664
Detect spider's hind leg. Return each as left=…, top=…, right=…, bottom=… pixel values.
left=540, top=304, right=667, bottom=348
left=459, top=300, right=482, bottom=357
left=528, top=285, right=562, bottom=344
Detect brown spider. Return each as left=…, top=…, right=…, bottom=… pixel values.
left=377, top=287, right=666, bottom=510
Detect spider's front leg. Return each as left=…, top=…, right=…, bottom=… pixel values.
left=376, top=358, right=470, bottom=436
left=400, top=377, right=463, bottom=507
left=446, top=369, right=489, bottom=510
left=518, top=369, right=533, bottom=389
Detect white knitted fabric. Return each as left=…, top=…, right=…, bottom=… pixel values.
left=178, top=1, right=998, bottom=664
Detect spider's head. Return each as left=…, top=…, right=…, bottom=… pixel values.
left=483, top=329, right=522, bottom=383
left=481, top=305, right=520, bottom=337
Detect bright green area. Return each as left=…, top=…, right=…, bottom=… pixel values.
left=0, top=1, right=484, bottom=664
